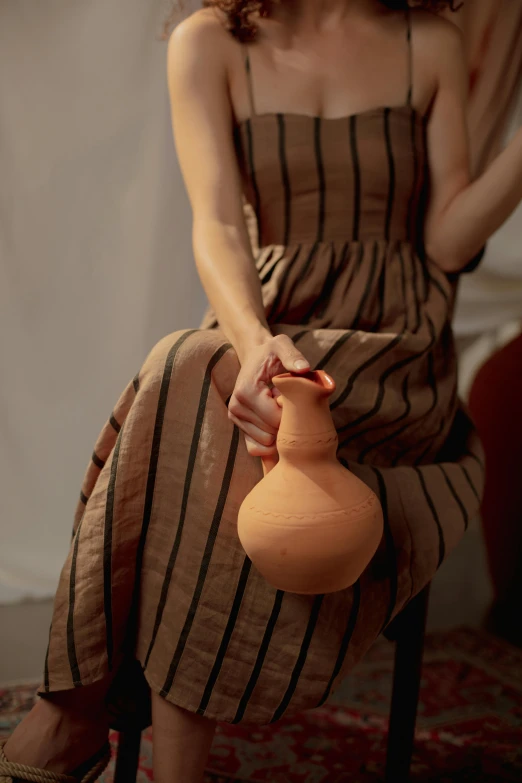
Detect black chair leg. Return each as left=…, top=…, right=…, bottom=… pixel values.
left=114, top=726, right=142, bottom=783
left=384, top=584, right=430, bottom=783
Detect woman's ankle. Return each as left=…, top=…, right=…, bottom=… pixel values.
left=3, top=684, right=110, bottom=774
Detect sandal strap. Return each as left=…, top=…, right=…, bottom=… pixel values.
left=75, top=746, right=111, bottom=783
left=0, top=740, right=111, bottom=783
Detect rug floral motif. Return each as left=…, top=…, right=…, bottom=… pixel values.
left=1, top=627, right=521, bottom=782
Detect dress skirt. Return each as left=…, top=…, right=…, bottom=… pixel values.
left=38, top=235, right=484, bottom=727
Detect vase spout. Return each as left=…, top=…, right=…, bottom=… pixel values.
left=272, top=370, right=337, bottom=447
left=272, top=370, right=335, bottom=403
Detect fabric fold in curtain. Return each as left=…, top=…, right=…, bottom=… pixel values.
left=449, top=0, right=522, bottom=337
left=0, top=0, right=205, bottom=603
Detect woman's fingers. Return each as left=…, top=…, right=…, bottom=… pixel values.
left=271, top=334, right=310, bottom=373
left=230, top=384, right=282, bottom=431
left=244, top=434, right=278, bottom=458
left=228, top=410, right=277, bottom=447
left=228, top=399, right=279, bottom=436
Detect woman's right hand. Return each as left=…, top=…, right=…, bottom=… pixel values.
left=228, top=334, right=310, bottom=459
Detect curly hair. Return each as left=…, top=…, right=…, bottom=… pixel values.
left=163, top=0, right=462, bottom=42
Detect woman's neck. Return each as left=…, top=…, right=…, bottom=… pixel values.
left=272, top=0, right=382, bottom=34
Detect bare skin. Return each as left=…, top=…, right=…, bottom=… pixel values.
left=3, top=675, right=112, bottom=775
left=151, top=693, right=217, bottom=783
left=4, top=1, right=522, bottom=781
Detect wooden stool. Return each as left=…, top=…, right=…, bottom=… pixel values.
left=114, top=584, right=431, bottom=783
left=383, top=583, right=431, bottom=782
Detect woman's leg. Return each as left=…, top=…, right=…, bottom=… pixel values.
left=151, top=691, right=217, bottom=783
left=2, top=675, right=112, bottom=774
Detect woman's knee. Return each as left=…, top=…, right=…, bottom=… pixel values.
left=140, top=328, right=238, bottom=390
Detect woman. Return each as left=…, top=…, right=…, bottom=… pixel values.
left=1, top=0, right=521, bottom=781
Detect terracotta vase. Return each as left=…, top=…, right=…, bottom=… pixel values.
left=237, top=370, right=384, bottom=594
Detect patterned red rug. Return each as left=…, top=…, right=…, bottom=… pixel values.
left=1, top=627, right=521, bottom=782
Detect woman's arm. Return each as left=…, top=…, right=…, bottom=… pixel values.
left=423, top=18, right=522, bottom=273
left=167, top=13, right=271, bottom=362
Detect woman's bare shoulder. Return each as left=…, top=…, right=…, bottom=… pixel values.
left=411, top=7, right=464, bottom=53
left=168, top=5, right=236, bottom=59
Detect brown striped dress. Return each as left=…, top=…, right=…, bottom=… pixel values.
left=38, top=19, right=485, bottom=728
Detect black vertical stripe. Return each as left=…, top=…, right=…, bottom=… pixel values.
left=383, top=108, right=395, bottom=241
left=232, top=590, right=285, bottom=724
left=349, top=116, right=361, bottom=241
left=245, top=120, right=262, bottom=248
left=416, top=118, right=429, bottom=252
left=460, top=463, right=480, bottom=503
left=464, top=449, right=485, bottom=473
left=405, top=8, right=413, bottom=106
left=414, top=467, right=445, bottom=567
left=79, top=490, right=89, bottom=506
left=260, top=247, right=286, bottom=286
left=266, top=244, right=303, bottom=322
left=428, top=272, right=450, bottom=304
left=351, top=241, right=379, bottom=330
left=357, top=373, right=411, bottom=460
left=109, top=414, right=121, bottom=434
left=67, top=515, right=84, bottom=686
left=92, top=451, right=105, bottom=470
left=43, top=621, right=52, bottom=692
left=270, top=594, right=325, bottom=723
left=337, top=316, right=435, bottom=444
left=315, top=330, right=356, bottom=371
left=317, top=580, right=361, bottom=706
left=103, top=424, right=125, bottom=671
left=277, top=243, right=320, bottom=323
left=412, top=416, right=446, bottom=466
left=373, top=246, right=386, bottom=333
left=435, top=464, right=470, bottom=531
left=314, top=118, right=326, bottom=242
left=123, top=330, right=198, bottom=650
left=291, top=329, right=311, bottom=345
left=331, top=243, right=361, bottom=320
left=144, top=341, right=233, bottom=667
left=356, top=329, right=437, bottom=454
left=338, top=242, right=359, bottom=301
left=422, top=256, right=431, bottom=303
left=257, top=247, right=275, bottom=274
left=373, top=468, right=397, bottom=633
left=197, top=556, right=252, bottom=715
left=160, top=425, right=240, bottom=697
left=277, top=115, right=292, bottom=246
left=411, top=255, right=421, bottom=332
left=406, top=107, right=418, bottom=243
left=426, top=350, right=438, bottom=411
left=330, top=331, right=403, bottom=412
left=398, top=246, right=409, bottom=331
left=355, top=241, right=365, bottom=273
left=301, top=242, right=337, bottom=323
left=132, top=372, right=140, bottom=393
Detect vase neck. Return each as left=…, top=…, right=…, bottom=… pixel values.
left=279, top=393, right=335, bottom=438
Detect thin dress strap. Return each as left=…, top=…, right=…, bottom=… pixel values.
left=242, top=44, right=257, bottom=118
left=405, top=8, right=413, bottom=106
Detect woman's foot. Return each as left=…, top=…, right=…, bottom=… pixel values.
left=2, top=678, right=111, bottom=776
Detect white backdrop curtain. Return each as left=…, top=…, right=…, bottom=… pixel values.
left=1, top=1, right=520, bottom=604
left=0, top=0, right=203, bottom=603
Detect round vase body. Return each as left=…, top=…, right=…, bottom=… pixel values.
left=237, top=371, right=384, bottom=594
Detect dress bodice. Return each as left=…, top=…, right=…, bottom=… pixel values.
left=233, top=105, right=428, bottom=249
